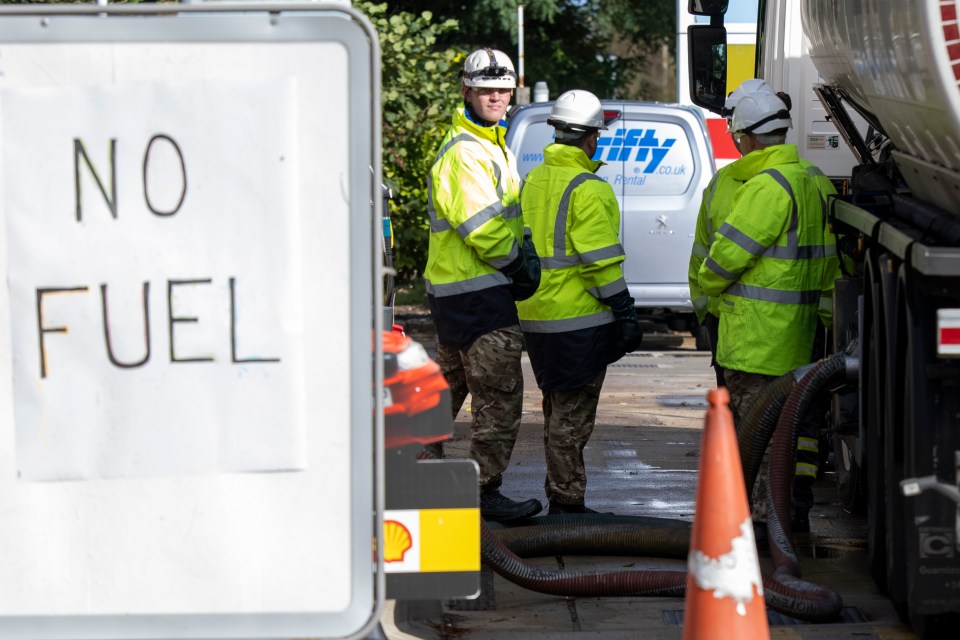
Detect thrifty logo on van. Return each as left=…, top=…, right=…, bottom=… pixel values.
left=592, top=129, right=676, bottom=173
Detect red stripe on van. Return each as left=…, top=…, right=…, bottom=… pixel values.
left=707, top=118, right=739, bottom=160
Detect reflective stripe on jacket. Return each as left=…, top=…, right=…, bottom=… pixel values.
left=516, top=143, right=626, bottom=333
left=688, top=166, right=746, bottom=323
left=697, top=144, right=839, bottom=376
left=689, top=155, right=838, bottom=326
left=424, top=108, right=523, bottom=297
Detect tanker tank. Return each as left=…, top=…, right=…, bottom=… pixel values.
left=802, top=0, right=960, bottom=216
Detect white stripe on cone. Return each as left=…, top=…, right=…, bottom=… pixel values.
left=687, top=517, right=764, bottom=616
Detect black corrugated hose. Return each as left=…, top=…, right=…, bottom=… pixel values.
left=764, top=354, right=849, bottom=619
left=493, top=520, right=690, bottom=559
left=482, top=520, right=688, bottom=597
left=485, top=514, right=844, bottom=621
left=736, top=367, right=813, bottom=498
left=419, top=354, right=853, bottom=622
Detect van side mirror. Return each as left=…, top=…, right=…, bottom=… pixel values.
left=688, top=0, right=728, bottom=16
left=687, top=25, right=728, bottom=115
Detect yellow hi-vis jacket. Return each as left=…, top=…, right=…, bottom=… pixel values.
left=516, top=143, right=626, bottom=332
left=697, top=144, right=839, bottom=376
left=424, top=108, right=523, bottom=297
left=688, top=155, right=838, bottom=326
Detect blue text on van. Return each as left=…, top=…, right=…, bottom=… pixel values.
left=593, top=129, right=676, bottom=174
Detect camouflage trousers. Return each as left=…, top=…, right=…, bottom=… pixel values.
left=724, top=369, right=777, bottom=426
left=542, top=369, right=606, bottom=506
left=430, top=325, right=524, bottom=489
left=725, top=368, right=820, bottom=520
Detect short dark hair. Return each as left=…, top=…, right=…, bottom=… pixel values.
left=553, top=127, right=597, bottom=143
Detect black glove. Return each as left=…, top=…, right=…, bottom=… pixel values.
left=601, top=289, right=643, bottom=353
left=499, top=228, right=541, bottom=301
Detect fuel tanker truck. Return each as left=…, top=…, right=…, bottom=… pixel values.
left=687, top=0, right=960, bottom=634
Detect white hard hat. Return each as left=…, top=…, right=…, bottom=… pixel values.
left=462, top=48, right=517, bottom=89
left=547, top=89, right=607, bottom=136
left=729, top=91, right=792, bottom=135
left=722, top=78, right=775, bottom=118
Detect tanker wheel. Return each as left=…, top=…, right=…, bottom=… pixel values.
left=900, top=326, right=944, bottom=636
left=911, top=612, right=960, bottom=640
left=901, top=292, right=959, bottom=636
left=883, top=281, right=909, bottom=618
left=863, top=263, right=888, bottom=589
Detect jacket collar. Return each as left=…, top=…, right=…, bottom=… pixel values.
left=453, top=107, right=507, bottom=143
left=544, top=143, right=604, bottom=173
left=727, top=143, right=799, bottom=181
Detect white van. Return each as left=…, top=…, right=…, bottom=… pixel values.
left=505, top=101, right=715, bottom=344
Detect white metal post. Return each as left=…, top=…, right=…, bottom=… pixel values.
left=517, top=4, right=525, bottom=88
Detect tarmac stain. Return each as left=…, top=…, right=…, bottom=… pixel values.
left=657, top=395, right=709, bottom=408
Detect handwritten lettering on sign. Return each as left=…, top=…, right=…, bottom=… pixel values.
left=3, top=79, right=307, bottom=481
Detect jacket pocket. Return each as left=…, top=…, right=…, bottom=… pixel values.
left=721, top=295, right=740, bottom=316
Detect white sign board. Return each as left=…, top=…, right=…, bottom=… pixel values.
left=8, top=78, right=306, bottom=481
left=0, top=5, right=381, bottom=639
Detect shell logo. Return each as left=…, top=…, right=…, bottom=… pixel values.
left=383, top=520, right=413, bottom=562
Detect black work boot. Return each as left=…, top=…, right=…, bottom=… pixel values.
left=479, top=489, right=542, bottom=522
left=548, top=500, right=611, bottom=515
left=791, top=509, right=811, bottom=533
left=792, top=479, right=814, bottom=533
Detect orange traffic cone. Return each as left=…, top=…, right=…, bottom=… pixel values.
left=682, top=387, right=769, bottom=639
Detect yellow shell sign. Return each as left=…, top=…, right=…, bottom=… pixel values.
left=382, top=508, right=480, bottom=574
left=384, top=520, right=413, bottom=563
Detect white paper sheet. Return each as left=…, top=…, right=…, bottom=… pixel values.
left=3, top=77, right=306, bottom=481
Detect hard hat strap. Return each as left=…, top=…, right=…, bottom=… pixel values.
left=741, top=109, right=791, bottom=134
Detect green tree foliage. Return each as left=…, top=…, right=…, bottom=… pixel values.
left=384, top=0, right=675, bottom=100
left=596, top=0, right=676, bottom=100
left=356, top=2, right=463, bottom=280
